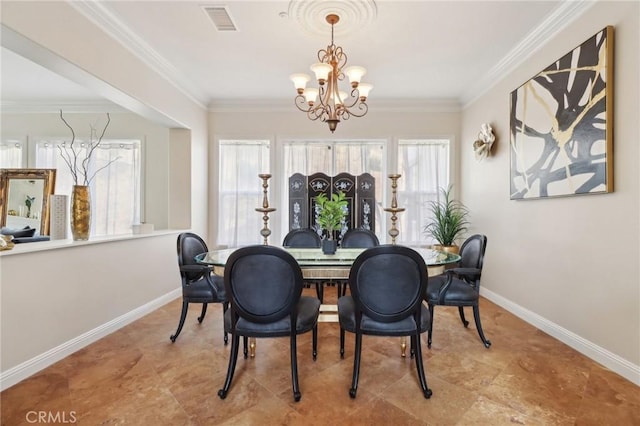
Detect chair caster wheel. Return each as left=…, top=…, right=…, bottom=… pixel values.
left=349, top=388, right=357, bottom=399
left=424, top=389, right=432, bottom=399
left=170, top=335, right=177, bottom=343
left=294, top=391, right=301, bottom=402
left=224, top=336, right=228, bottom=345
left=463, top=320, right=469, bottom=328
left=340, top=349, right=344, bottom=359
left=313, top=352, right=317, bottom=361
left=197, top=317, right=204, bottom=324
left=483, top=340, right=492, bottom=348
left=218, top=389, right=227, bottom=399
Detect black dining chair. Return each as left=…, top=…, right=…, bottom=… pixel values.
left=282, top=228, right=326, bottom=301
left=338, top=245, right=432, bottom=399
left=218, top=245, right=321, bottom=402
left=425, top=234, right=491, bottom=348
left=337, top=228, right=380, bottom=296
left=170, top=232, right=228, bottom=344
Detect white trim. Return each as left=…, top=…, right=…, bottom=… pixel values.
left=69, top=1, right=207, bottom=109
left=461, top=0, right=596, bottom=108
left=0, top=289, right=181, bottom=392
left=481, top=287, right=640, bottom=386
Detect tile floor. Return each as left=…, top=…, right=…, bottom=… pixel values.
left=2, top=288, right=638, bottom=425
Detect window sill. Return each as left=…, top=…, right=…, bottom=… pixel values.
left=0, top=229, right=186, bottom=257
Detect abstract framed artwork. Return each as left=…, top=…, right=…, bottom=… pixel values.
left=509, top=26, right=614, bottom=200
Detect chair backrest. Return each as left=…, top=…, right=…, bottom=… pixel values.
left=348, top=245, right=428, bottom=323
left=224, top=245, right=303, bottom=324
left=340, top=228, right=380, bottom=248
left=458, top=234, right=487, bottom=271
left=177, top=232, right=209, bottom=282
left=282, top=228, right=321, bottom=248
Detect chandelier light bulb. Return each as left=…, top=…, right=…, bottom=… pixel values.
left=357, top=83, right=373, bottom=100
left=310, top=63, right=332, bottom=84
left=304, top=88, right=319, bottom=104
left=290, top=73, right=310, bottom=94
left=344, top=66, right=366, bottom=87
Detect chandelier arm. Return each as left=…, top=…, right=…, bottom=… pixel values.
left=295, top=95, right=319, bottom=113
left=343, top=102, right=369, bottom=118
left=308, top=106, right=327, bottom=121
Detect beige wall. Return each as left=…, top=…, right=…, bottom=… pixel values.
left=0, top=1, right=208, bottom=388
left=461, top=1, right=639, bottom=377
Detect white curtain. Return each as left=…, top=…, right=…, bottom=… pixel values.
left=0, top=140, right=25, bottom=168
left=35, top=139, right=141, bottom=237
left=397, top=139, right=450, bottom=245
left=217, top=140, right=270, bottom=248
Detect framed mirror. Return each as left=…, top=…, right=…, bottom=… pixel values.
left=0, top=169, right=57, bottom=235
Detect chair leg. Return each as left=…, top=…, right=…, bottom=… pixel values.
left=340, top=328, right=345, bottom=358
left=223, top=302, right=229, bottom=345
left=427, top=303, right=435, bottom=348
left=290, top=333, right=301, bottom=402
left=218, top=333, right=240, bottom=399
left=412, top=334, right=432, bottom=399
left=169, top=300, right=189, bottom=342
left=473, top=305, right=492, bottom=348
left=197, top=303, right=208, bottom=323
left=312, top=325, right=318, bottom=361
left=243, top=336, right=249, bottom=359
left=458, top=306, right=470, bottom=327
left=315, top=281, right=324, bottom=303
left=349, top=332, right=362, bottom=399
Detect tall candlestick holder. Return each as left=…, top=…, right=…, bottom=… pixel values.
left=383, top=173, right=405, bottom=245
left=384, top=173, right=408, bottom=357
left=251, top=173, right=276, bottom=358
left=255, top=173, right=276, bottom=245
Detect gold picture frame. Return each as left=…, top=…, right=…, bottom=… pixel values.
left=0, top=168, right=57, bottom=235
left=509, top=26, right=614, bottom=199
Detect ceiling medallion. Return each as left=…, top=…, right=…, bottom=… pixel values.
left=287, top=0, right=377, bottom=39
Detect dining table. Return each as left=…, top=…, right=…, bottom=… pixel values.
left=195, top=245, right=461, bottom=357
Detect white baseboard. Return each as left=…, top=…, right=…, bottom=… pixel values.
left=481, top=288, right=640, bottom=386
left=0, top=289, right=181, bottom=392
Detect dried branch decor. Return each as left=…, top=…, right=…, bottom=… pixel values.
left=58, top=110, right=117, bottom=186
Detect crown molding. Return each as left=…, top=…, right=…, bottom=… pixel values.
left=208, top=98, right=461, bottom=113
left=69, top=1, right=208, bottom=110
left=461, top=0, right=597, bottom=109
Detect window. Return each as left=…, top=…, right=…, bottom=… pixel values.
left=35, top=139, right=142, bottom=236
left=0, top=140, right=26, bottom=168
left=215, top=137, right=450, bottom=247
left=217, top=139, right=270, bottom=248
left=397, top=139, right=450, bottom=245
left=282, top=139, right=385, bottom=238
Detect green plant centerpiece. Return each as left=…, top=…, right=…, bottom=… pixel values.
left=424, top=185, right=469, bottom=254
left=315, top=191, right=348, bottom=254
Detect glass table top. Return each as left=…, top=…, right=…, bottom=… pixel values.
left=195, top=246, right=460, bottom=267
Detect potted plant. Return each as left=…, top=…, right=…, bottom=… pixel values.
left=315, top=191, right=348, bottom=254
left=424, top=185, right=469, bottom=254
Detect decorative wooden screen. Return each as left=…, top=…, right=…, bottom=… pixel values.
left=288, top=173, right=375, bottom=239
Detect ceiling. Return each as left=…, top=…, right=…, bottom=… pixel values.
left=2, top=1, right=593, bottom=111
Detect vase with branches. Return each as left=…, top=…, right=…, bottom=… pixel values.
left=58, top=110, right=116, bottom=240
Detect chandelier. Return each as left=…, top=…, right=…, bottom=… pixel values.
left=290, top=14, right=372, bottom=133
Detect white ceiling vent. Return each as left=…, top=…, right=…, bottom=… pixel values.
left=203, top=6, right=237, bottom=31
